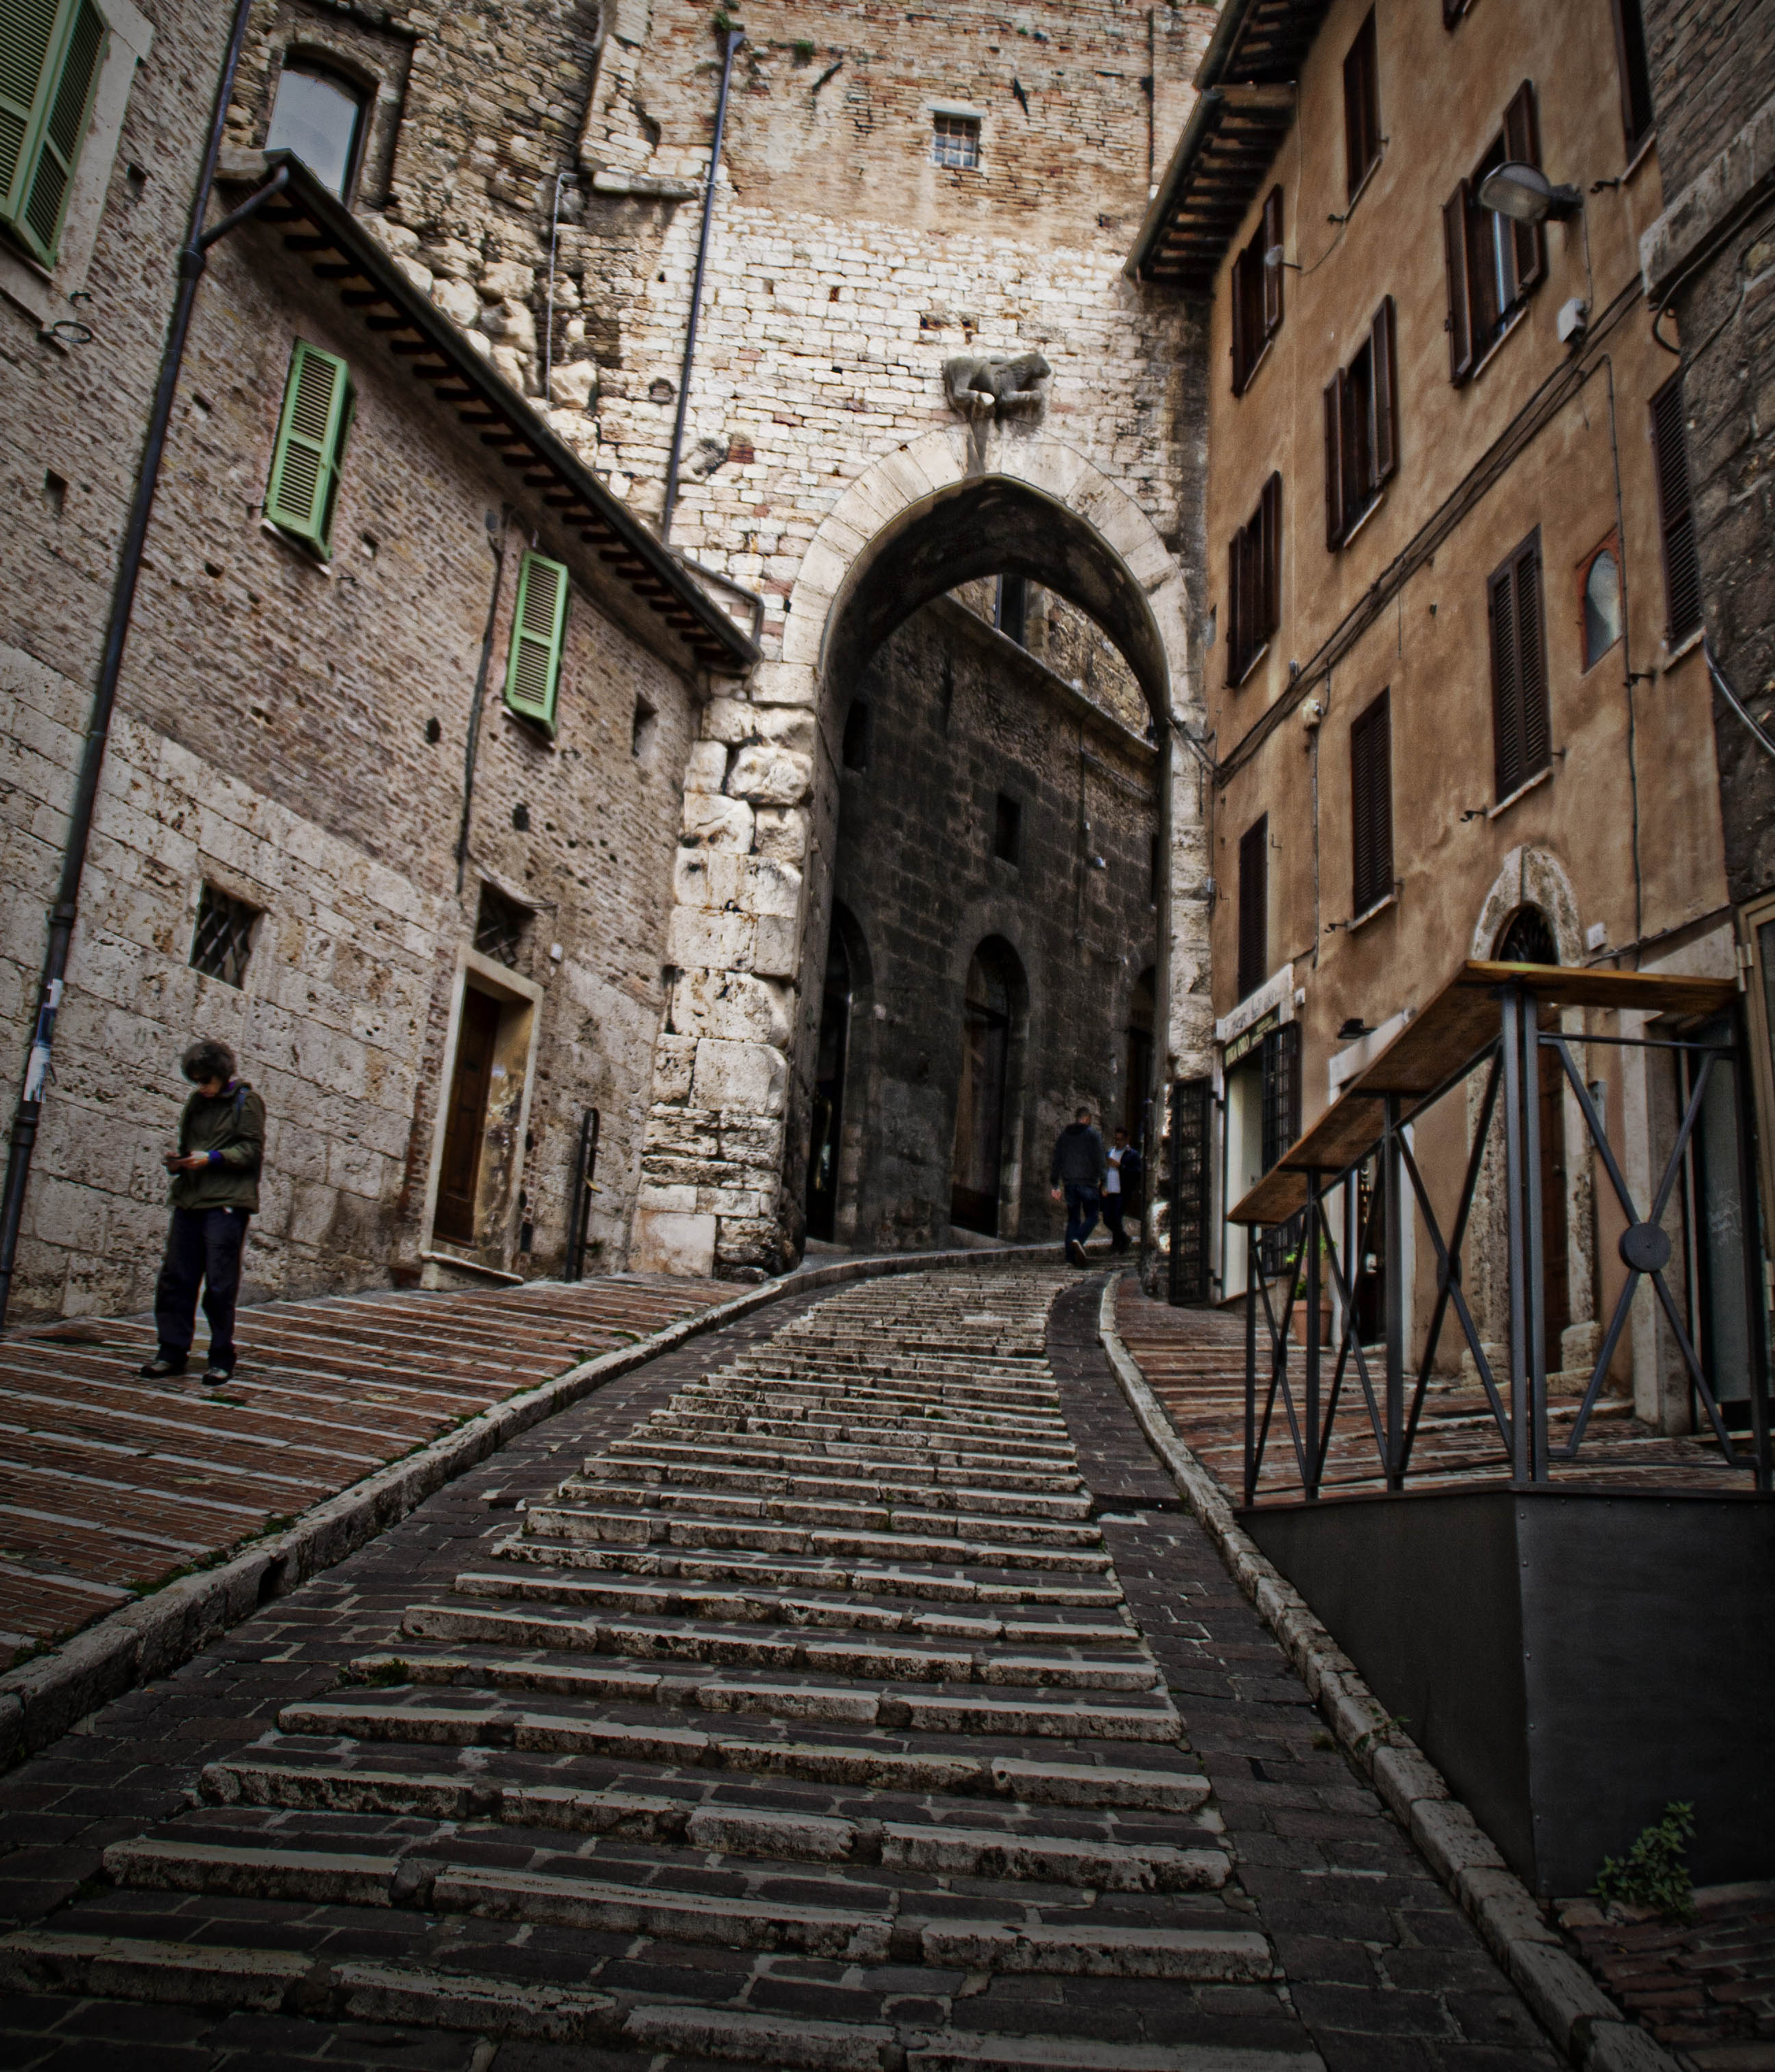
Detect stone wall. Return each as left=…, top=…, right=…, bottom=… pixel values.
left=1, top=195, right=698, bottom=1316
left=1641, top=2, right=1775, bottom=910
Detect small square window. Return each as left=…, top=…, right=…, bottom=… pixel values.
left=933, top=114, right=981, bottom=170
left=475, top=884, right=530, bottom=969
left=993, top=793, right=1022, bottom=864
left=190, top=884, right=260, bottom=988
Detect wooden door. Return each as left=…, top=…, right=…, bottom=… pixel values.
left=950, top=997, right=1009, bottom=1235
left=435, top=988, right=501, bottom=1242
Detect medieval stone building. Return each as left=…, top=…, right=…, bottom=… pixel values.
left=0, top=0, right=1212, bottom=1316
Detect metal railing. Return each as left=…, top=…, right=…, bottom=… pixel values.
left=1242, top=981, right=1773, bottom=1504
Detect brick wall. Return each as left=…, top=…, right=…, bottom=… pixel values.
left=1643, top=0, right=1775, bottom=907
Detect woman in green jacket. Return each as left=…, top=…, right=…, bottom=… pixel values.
left=139, top=1039, right=265, bottom=1384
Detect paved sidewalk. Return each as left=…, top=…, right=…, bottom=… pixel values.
left=0, top=1275, right=730, bottom=1668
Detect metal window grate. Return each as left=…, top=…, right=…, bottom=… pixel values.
left=475, top=884, right=529, bottom=969
left=190, top=884, right=260, bottom=988
left=933, top=114, right=980, bottom=169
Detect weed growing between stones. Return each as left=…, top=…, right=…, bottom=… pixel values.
left=1591, top=1801, right=1696, bottom=1921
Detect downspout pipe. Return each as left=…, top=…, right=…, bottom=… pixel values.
left=660, top=25, right=744, bottom=543
left=0, top=0, right=263, bottom=1325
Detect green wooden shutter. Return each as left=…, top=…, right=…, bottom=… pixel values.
left=266, top=340, right=353, bottom=556
left=1, top=0, right=107, bottom=267
left=504, top=551, right=569, bottom=730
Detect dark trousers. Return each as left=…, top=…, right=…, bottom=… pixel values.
left=154, top=1207, right=249, bottom=1363
left=1063, top=1183, right=1101, bottom=1249
left=1104, top=1194, right=1129, bottom=1251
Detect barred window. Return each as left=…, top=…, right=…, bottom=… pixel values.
left=190, top=884, right=260, bottom=989
left=933, top=114, right=981, bottom=170
left=475, top=884, right=530, bottom=969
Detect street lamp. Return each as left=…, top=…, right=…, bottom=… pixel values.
left=1475, top=160, right=1582, bottom=223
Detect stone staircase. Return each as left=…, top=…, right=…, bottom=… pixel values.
left=3, top=1271, right=1320, bottom=2070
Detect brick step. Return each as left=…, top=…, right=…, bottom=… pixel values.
left=507, top=1519, right=1113, bottom=1576
left=523, top=1497, right=1105, bottom=1553
left=0, top=1933, right=1315, bottom=2068
left=403, top=1596, right=1135, bottom=1653
left=701, top=1371, right=1058, bottom=1408
left=603, top=1432, right=1083, bottom=1486
left=644, top=1412, right=1077, bottom=1462
left=655, top=1396, right=1072, bottom=1438
left=210, top=1734, right=1212, bottom=1810
left=394, top=1611, right=1153, bottom=1686
left=282, top=1666, right=1183, bottom=1739
left=99, top=1838, right=1266, bottom=1977
left=195, top=1763, right=1226, bottom=1887
left=577, top=1448, right=1085, bottom=1500
left=562, top=1466, right=1091, bottom=1519
left=466, top=1549, right=1124, bottom=1606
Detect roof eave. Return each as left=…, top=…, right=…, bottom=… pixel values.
left=221, top=151, right=761, bottom=677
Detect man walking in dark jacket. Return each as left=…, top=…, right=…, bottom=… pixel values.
left=139, top=1039, right=265, bottom=1384
left=1049, top=1106, right=1107, bottom=1268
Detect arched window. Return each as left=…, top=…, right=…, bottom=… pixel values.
left=1582, top=545, right=1624, bottom=671
left=1495, top=904, right=1559, bottom=966
left=266, top=59, right=369, bottom=199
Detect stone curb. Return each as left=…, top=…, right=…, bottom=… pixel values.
left=0, top=1243, right=1059, bottom=1771
left=1094, top=1276, right=1684, bottom=2072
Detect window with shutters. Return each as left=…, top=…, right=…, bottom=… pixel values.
left=1608, top=0, right=1654, bottom=161
left=1323, top=298, right=1397, bottom=549
left=1349, top=689, right=1394, bottom=917
left=1649, top=372, right=1702, bottom=647
left=1342, top=11, right=1381, bottom=203
left=1230, top=186, right=1285, bottom=396
left=1226, top=473, right=1281, bottom=686
left=503, top=551, right=570, bottom=732
left=1237, top=815, right=1269, bottom=1002
left=1, top=0, right=108, bottom=268
left=265, top=340, right=354, bottom=558
left=1443, top=84, right=1546, bottom=386
left=1488, top=529, right=1552, bottom=803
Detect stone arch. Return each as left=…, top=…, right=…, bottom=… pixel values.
left=766, top=425, right=1194, bottom=729
left=1463, top=844, right=1597, bottom=1377
left=633, top=426, right=1205, bottom=1280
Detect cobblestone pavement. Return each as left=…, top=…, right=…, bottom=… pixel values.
left=0, top=1276, right=731, bottom=1667
left=0, top=1267, right=1563, bottom=2069
left=1113, top=1283, right=1743, bottom=1501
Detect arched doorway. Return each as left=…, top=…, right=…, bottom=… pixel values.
left=804, top=923, right=852, bottom=1243
left=951, top=939, right=1025, bottom=1236
left=1124, top=966, right=1157, bottom=1143
left=1494, top=902, right=1571, bottom=1369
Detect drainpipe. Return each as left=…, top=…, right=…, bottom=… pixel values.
left=0, top=0, right=267, bottom=1325
left=660, top=25, right=744, bottom=543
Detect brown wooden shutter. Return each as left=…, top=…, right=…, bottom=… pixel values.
left=1261, top=186, right=1284, bottom=338
left=1350, top=689, right=1393, bottom=914
left=1517, top=537, right=1550, bottom=777
left=1230, top=245, right=1248, bottom=395
left=1443, top=182, right=1475, bottom=384
left=1260, top=473, right=1282, bottom=639
left=1609, top=0, right=1655, bottom=157
left=1339, top=366, right=1363, bottom=528
left=1370, top=296, right=1397, bottom=485
left=1226, top=528, right=1245, bottom=685
left=1342, top=12, right=1378, bottom=200
left=1443, top=0, right=1470, bottom=23
left=1237, top=816, right=1269, bottom=1001
left=1324, top=373, right=1344, bottom=548
left=1650, top=373, right=1702, bottom=642
left=1502, top=82, right=1546, bottom=296
left=1241, top=513, right=1261, bottom=669
left=1489, top=552, right=1524, bottom=799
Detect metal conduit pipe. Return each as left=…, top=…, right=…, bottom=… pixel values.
left=0, top=0, right=265, bottom=1325
left=660, top=25, right=744, bottom=543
